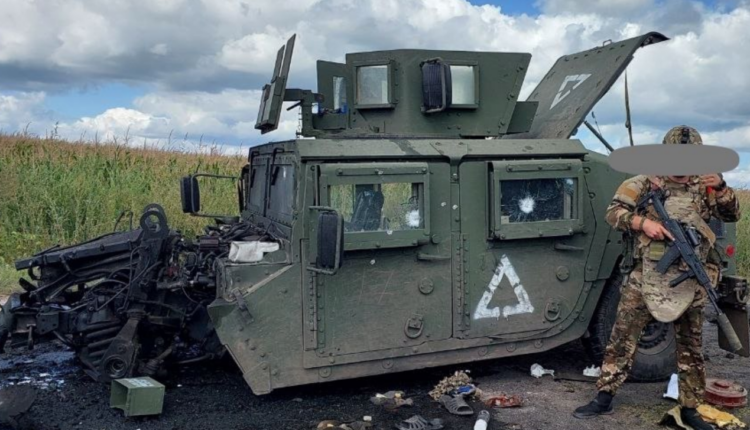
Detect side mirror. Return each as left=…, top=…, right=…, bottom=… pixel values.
left=309, top=207, right=344, bottom=275
left=421, top=58, right=452, bottom=114
left=180, top=175, right=201, bottom=214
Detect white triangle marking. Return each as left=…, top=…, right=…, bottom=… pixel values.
left=550, top=73, right=592, bottom=110
left=473, top=254, right=535, bottom=320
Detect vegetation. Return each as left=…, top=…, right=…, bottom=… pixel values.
left=0, top=134, right=245, bottom=294
left=0, top=134, right=748, bottom=295
left=736, top=190, right=750, bottom=279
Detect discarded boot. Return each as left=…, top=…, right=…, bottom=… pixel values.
left=394, top=415, right=443, bottom=430
left=438, top=394, right=473, bottom=416
left=681, top=407, right=715, bottom=430
left=572, top=391, right=613, bottom=419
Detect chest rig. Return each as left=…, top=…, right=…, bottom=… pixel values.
left=635, top=177, right=717, bottom=322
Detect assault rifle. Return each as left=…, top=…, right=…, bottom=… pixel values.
left=637, top=187, right=742, bottom=352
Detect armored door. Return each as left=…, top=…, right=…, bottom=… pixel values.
left=303, top=161, right=452, bottom=365
left=457, top=159, right=596, bottom=340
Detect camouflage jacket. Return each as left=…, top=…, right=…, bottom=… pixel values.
left=605, top=175, right=741, bottom=259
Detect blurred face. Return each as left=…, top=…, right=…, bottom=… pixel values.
left=668, top=175, right=691, bottom=184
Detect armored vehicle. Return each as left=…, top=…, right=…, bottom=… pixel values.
left=1, top=32, right=748, bottom=395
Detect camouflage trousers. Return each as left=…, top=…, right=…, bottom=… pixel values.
left=596, top=268, right=708, bottom=408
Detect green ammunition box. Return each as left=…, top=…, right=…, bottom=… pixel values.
left=110, top=377, right=165, bottom=416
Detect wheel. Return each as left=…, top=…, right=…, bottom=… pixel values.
left=583, top=270, right=676, bottom=381
left=0, top=305, right=9, bottom=352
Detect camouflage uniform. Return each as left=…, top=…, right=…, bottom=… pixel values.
left=596, top=126, right=741, bottom=409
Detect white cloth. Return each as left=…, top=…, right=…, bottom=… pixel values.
left=228, top=241, right=279, bottom=263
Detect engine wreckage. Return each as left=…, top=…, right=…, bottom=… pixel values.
left=0, top=205, right=275, bottom=381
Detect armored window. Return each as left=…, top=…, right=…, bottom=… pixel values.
left=490, top=159, right=584, bottom=240
left=267, top=162, right=296, bottom=225
left=500, top=178, right=576, bottom=223
left=320, top=163, right=430, bottom=250
left=355, top=64, right=393, bottom=108
left=333, top=76, right=347, bottom=112
left=248, top=158, right=269, bottom=215
left=329, top=183, right=424, bottom=233
left=450, top=65, right=478, bottom=106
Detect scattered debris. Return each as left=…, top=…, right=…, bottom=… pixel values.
left=661, top=405, right=747, bottom=430
left=663, top=374, right=679, bottom=401
left=317, top=420, right=343, bottom=429
left=705, top=379, right=747, bottom=408
left=370, top=390, right=414, bottom=409
left=530, top=363, right=554, bottom=379
left=474, top=410, right=491, bottom=430
left=363, top=416, right=372, bottom=422
left=438, top=394, right=473, bottom=416
left=582, top=366, right=601, bottom=378
left=0, top=386, right=37, bottom=429
left=697, top=405, right=747, bottom=429
left=317, top=420, right=373, bottom=430
left=395, top=415, right=444, bottom=430
left=484, top=394, right=523, bottom=408
left=453, top=384, right=477, bottom=396
left=429, top=370, right=474, bottom=400
left=110, top=377, right=165, bottom=417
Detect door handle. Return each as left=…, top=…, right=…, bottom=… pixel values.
left=416, top=253, right=451, bottom=261
left=554, top=243, right=585, bottom=252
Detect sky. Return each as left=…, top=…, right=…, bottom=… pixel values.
left=1, top=0, right=750, bottom=185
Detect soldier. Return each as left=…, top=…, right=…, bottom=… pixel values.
left=573, top=126, right=741, bottom=429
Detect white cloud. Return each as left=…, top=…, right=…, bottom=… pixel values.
left=724, top=165, right=750, bottom=188
left=1, top=0, right=750, bottom=154
left=0, top=92, right=50, bottom=133
left=54, top=89, right=298, bottom=147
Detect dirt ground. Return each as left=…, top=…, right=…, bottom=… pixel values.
left=0, top=320, right=748, bottom=430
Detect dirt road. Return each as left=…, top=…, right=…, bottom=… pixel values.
left=1, top=321, right=748, bottom=430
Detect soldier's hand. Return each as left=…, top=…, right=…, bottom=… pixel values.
left=642, top=219, right=675, bottom=241
left=700, top=174, right=723, bottom=188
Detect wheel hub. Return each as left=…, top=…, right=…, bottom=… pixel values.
left=639, top=320, right=669, bottom=349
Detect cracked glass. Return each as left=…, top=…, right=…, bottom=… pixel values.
left=500, top=178, right=576, bottom=223
left=329, top=182, right=423, bottom=232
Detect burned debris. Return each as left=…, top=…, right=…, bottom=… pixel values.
left=0, top=204, right=277, bottom=383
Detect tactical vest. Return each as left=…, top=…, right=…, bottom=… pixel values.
left=636, top=176, right=718, bottom=322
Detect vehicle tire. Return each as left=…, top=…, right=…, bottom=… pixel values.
left=583, top=270, right=676, bottom=381
left=0, top=304, right=9, bottom=352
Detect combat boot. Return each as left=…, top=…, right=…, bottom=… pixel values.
left=681, top=407, right=713, bottom=430
left=572, top=391, right=614, bottom=419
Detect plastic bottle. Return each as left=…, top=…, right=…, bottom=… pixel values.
left=474, top=410, right=490, bottom=430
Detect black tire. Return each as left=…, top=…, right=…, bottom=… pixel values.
left=583, top=270, right=676, bottom=381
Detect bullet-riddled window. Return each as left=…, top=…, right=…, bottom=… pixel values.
left=329, top=183, right=423, bottom=233
left=500, top=178, right=576, bottom=223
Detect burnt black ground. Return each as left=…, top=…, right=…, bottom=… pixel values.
left=1, top=321, right=748, bottom=430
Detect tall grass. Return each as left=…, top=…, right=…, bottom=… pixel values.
left=0, top=135, right=244, bottom=294
left=736, top=190, right=750, bottom=279
left=0, top=135, right=748, bottom=295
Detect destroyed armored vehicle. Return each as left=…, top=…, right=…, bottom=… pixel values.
left=2, top=32, right=748, bottom=395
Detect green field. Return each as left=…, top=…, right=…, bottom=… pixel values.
left=0, top=135, right=245, bottom=294
left=0, top=135, right=748, bottom=295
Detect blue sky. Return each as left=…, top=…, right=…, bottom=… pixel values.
left=1, top=0, right=749, bottom=184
